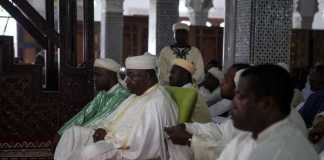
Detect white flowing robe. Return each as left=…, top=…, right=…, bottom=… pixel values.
left=199, top=86, right=213, bottom=102
left=158, top=46, right=205, bottom=85
left=185, top=120, right=240, bottom=160
left=208, top=99, right=232, bottom=124
left=217, top=118, right=319, bottom=160
left=182, top=83, right=211, bottom=123
left=54, top=84, right=192, bottom=160
left=198, top=86, right=222, bottom=106
left=185, top=108, right=308, bottom=160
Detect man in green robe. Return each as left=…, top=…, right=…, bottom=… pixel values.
left=169, top=58, right=211, bottom=123
left=57, top=58, right=130, bottom=135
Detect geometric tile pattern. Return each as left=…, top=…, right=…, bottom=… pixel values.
left=155, top=0, right=179, bottom=54
left=235, top=0, right=293, bottom=65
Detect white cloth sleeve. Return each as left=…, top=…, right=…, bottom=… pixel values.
left=191, top=47, right=205, bottom=84
left=158, top=47, right=171, bottom=85
left=54, top=126, right=94, bottom=160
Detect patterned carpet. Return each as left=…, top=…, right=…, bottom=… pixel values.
left=0, top=141, right=53, bottom=159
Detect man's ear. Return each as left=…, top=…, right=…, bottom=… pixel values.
left=258, top=96, right=276, bottom=113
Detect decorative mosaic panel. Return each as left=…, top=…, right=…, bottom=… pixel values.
left=251, top=0, right=292, bottom=64
left=234, top=0, right=293, bottom=65
left=156, top=0, right=179, bottom=54
left=234, top=0, right=252, bottom=63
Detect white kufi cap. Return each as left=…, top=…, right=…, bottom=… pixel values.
left=208, top=67, right=224, bottom=80
left=125, top=54, right=157, bottom=70
left=173, top=58, right=195, bottom=74
left=94, top=58, right=120, bottom=73
left=277, top=62, right=289, bottom=72
left=172, top=22, right=190, bottom=32
left=234, top=69, right=247, bottom=88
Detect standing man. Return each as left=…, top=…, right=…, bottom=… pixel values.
left=159, top=22, right=205, bottom=85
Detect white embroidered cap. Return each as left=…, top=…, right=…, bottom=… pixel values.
left=234, top=69, right=247, bottom=88
left=172, top=22, right=190, bottom=32
left=94, top=58, right=121, bottom=73
left=125, top=54, right=157, bottom=70
left=208, top=67, right=224, bottom=80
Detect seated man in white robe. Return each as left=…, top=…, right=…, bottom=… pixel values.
left=198, top=67, right=223, bottom=106
left=54, top=54, right=186, bottom=160
left=277, top=62, right=304, bottom=108
left=208, top=64, right=250, bottom=123
left=217, top=64, right=317, bottom=160
left=299, top=65, right=324, bottom=128
left=57, top=58, right=130, bottom=136
left=169, top=58, right=211, bottom=123
left=165, top=64, right=308, bottom=160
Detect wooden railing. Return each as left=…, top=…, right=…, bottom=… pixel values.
left=0, top=0, right=95, bottom=159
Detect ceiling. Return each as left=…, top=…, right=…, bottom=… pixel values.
left=26, top=0, right=225, bottom=21
left=116, top=0, right=224, bottom=18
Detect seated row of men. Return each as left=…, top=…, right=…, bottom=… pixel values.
left=54, top=22, right=323, bottom=160
left=53, top=51, right=324, bottom=159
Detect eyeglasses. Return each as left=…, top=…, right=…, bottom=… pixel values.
left=126, top=72, right=145, bottom=81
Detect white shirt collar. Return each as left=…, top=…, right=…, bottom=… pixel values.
left=255, top=117, right=290, bottom=142
left=182, top=83, right=193, bottom=88
left=199, top=86, right=211, bottom=93
left=138, top=84, right=159, bottom=97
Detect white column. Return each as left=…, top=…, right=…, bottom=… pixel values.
left=312, top=0, right=324, bottom=29
left=299, top=0, right=317, bottom=29
left=223, top=0, right=237, bottom=70
left=100, top=0, right=124, bottom=63
left=293, top=0, right=302, bottom=28
left=185, top=0, right=213, bottom=26
left=148, top=0, right=179, bottom=55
